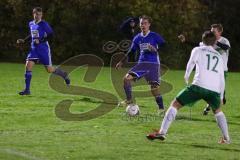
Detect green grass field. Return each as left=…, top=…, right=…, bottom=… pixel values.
left=0, top=63, right=239, bottom=160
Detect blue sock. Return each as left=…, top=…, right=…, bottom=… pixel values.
left=155, top=95, right=164, bottom=109
left=53, top=68, right=67, bottom=79
left=25, top=71, right=32, bottom=91
left=124, top=80, right=132, bottom=101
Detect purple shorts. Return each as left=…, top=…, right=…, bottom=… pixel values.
left=128, top=62, right=160, bottom=85
left=27, top=43, right=52, bottom=66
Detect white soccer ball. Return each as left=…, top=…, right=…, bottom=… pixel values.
left=126, top=104, right=140, bottom=116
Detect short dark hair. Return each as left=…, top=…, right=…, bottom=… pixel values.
left=33, top=7, right=42, bottom=13
left=211, top=23, right=223, bottom=32
left=140, top=15, right=152, bottom=23
left=202, top=30, right=216, bottom=46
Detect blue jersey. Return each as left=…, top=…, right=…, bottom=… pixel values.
left=129, top=31, right=165, bottom=64
left=29, top=20, right=53, bottom=49
left=27, top=20, right=53, bottom=66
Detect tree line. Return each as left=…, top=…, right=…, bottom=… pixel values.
left=0, top=0, right=239, bottom=70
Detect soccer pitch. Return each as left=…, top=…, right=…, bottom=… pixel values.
left=0, top=63, right=239, bottom=160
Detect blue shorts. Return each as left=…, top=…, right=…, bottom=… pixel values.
left=128, top=62, right=160, bottom=85
left=27, top=43, right=52, bottom=66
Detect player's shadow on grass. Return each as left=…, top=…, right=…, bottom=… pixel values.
left=49, top=54, right=119, bottom=121
left=162, top=142, right=240, bottom=152
left=190, top=144, right=240, bottom=152
left=232, top=115, right=240, bottom=119
left=175, top=115, right=240, bottom=126
left=74, top=97, right=117, bottom=105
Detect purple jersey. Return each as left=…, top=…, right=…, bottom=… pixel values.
left=29, top=20, right=53, bottom=49
left=130, top=31, right=165, bottom=64
left=26, top=20, right=53, bottom=66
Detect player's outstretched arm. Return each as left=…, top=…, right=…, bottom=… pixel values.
left=219, top=60, right=225, bottom=102
left=16, top=34, right=31, bottom=44
left=178, top=34, right=199, bottom=48
left=115, top=61, right=123, bottom=70
left=216, top=41, right=230, bottom=51
left=115, top=50, right=133, bottom=70
left=116, top=37, right=138, bottom=70
left=184, top=48, right=198, bottom=84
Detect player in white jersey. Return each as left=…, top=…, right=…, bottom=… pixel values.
left=203, top=24, right=230, bottom=115
left=178, top=24, right=230, bottom=115
left=147, top=31, right=230, bottom=144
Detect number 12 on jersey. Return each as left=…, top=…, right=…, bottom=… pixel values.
left=206, top=54, right=219, bottom=73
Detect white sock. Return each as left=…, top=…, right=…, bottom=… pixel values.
left=159, top=106, right=177, bottom=135
left=215, top=111, right=230, bottom=141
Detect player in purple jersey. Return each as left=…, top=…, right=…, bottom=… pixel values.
left=17, top=7, right=70, bottom=95
left=116, top=15, right=166, bottom=112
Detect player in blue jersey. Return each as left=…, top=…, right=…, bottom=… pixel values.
left=116, top=15, right=166, bottom=112
left=17, top=7, right=70, bottom=95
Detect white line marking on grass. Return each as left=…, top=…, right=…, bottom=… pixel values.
left=0, top=148, right=44, bottom=160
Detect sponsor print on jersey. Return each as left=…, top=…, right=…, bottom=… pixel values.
left=31, top=30, right=39, bottom=38
left=140, top=43, right=150, bottom=52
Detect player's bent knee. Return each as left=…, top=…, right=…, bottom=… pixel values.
left=46, top=68, right=52, bottom=73
left=26, top=66, right=32, bottom=71
left=150, top=82, right=160, bottom=96
left=46, top=66, right=55, bottom=73
left=124, top=74, right=134, bottom=81
left=151, top=85, right=160, bottom=96
left=150, top=83, right=159, bottom=90
left=213, top=107, right=221, bottom=114
left=25, top=61, right=34, bottom=71
left=150, top=84, right=159, bottom=89
left=171, top=99, right=182, bottom=110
